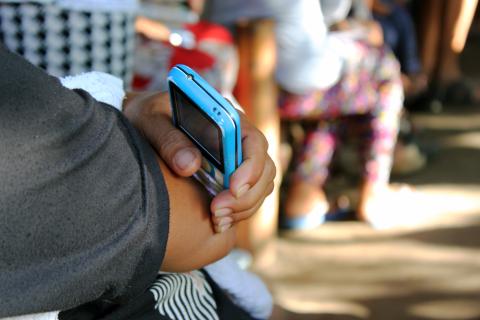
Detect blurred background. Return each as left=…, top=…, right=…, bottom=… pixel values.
left=2, top=0, right=480, bottom=319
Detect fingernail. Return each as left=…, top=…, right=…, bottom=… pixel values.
left=219, top=223, right=232, bottom=233
left=235, top=184, right=251, bottom=198
left=214, top=208, right=232, bottom=217
left=218, top=216, right=233, bottom=227
left=174, top=149, right=196, bottom=171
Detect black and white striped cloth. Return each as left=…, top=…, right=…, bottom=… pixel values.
left=52, top=270, right=255, bottom=320
left=3, top=270, right=253, bottom=320
left=150, top=271, right=219, bottom=320
left=0, top=1, right=136, bottom=84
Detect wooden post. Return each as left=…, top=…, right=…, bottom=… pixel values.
left=234, top=19, right=281, bottom=254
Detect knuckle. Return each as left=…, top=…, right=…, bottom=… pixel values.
left=267, top=182, right=275, bottom=195
left=233, top=210, right=253, bottom=223
left=258, top=130, right=269, bottom=151
left=211, top=216, right=222, bottom=225
left=267, top=157, right=276, bottom=179
left=248, top=126, right=268, bottom=150
left=242, top=195, right=258, bottom=210
left=159, top=130, right=184, bottom=155
left=235, top=193, right=257, bottom=212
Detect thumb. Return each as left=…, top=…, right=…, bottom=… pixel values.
left=152, top=115, right=202, bottom=177
left=124, top=91, right=202, bottom=177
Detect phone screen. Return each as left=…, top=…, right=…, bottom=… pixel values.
left=172, top=86, right=224, bottom=172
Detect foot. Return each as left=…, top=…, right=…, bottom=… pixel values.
left=402, top=72, right=428, bottom=98
left=284, top=180, right=329, bottom=220
left=428, top=78, right=480, bottom=107
left=442, top=79, right=480, bottom=106
left=357, top=184, right=387, bottom=222
left=357, top=183, right=413, bottom=228
left=392, top=142, right=427, bottom=176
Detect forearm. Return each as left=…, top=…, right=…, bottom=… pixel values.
left=0, top=45, right=172, bottom=315
left=157, top=158, right=236, bottom=272
left=135, top=16, right=171, bottom=42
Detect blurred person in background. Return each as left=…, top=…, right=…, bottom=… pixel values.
left=415, top=0, right=480, bottom=108
left=370, top=0, right=428, bottom=99
left=322, top=0, right=427, bottom=178
left=275, top=0, right=404, bottom=228
left=133, top=0, right=239, bottom=102
left=353, top=0, right=429, bottom=175
left=202, top=0, right=418, bottom=227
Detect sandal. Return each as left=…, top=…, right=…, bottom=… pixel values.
left=279, top=203, right=327, bottom=231
left=427, top=79, right=480, bottom=108
left=406, top=79, right=480, bottom=112
left=442, top=79, right=480, bottom=106
left=324, top=208, right=357, bottom=222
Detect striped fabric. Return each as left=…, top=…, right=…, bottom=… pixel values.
left=150, top=271, right=219, bottom=320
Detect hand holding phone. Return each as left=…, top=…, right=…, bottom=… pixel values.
left=125, top=76, right=275, bottom=233
left=168, top=64, right=242, bottom=196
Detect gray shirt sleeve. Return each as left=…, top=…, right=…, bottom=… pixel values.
left=0, top=44, right=170, bottom=317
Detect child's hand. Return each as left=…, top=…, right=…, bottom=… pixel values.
left=124, top=92, right=276, bottom=233
left=210, top=112, right=276, bottom=233
left=372, top=0, right=392, bottom=15
left=362, top=20, right=384, bottom=47
left=123, top=91, right=203, bottom=177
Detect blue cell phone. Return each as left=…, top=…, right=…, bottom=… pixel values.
left=168, top=64, right=242, bottom=195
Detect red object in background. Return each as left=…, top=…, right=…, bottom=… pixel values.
left=186, top=21, right=233, bottom=44
left=169, top=21, right=234, bottom=71
left=131, top=74, right=152, bottom=91
left=169, top=48, right=215, bottom=71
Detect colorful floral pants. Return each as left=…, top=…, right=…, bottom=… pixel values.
left=279, top=41, right=404, bottom=187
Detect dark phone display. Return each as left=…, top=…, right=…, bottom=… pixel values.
left=173, top=87, right=224, bottom=172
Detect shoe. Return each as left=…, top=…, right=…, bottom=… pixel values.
left=324, top=208, right=356, bottom=222
left=441, top=79, right=480, bottom=106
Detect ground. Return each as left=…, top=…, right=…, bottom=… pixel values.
left=253, top=38, right=480, bottom=320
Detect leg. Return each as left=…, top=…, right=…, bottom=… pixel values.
left=282, top=123, right=336, bottom=225
left=374, top=14, right=401, bottom=57
left=417, top=0, right=444, bottom=81
left=354, top=47, right=403, bottom=221
left=326, top=42, right=403, bottom=221
left=279, top=41, right=403, bottom=226
left=278, top=46, right=369, bottom=226
left=390, top=4, right=422, bottom=75
left=381, top=5, right=427, bottom=96
left=437, top=0, right=479, bottom=83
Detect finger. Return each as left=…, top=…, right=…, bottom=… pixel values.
left=229, top=188, right=271, bottom=223
left=229, top=161, right=275, bottom=214
left=147, top=114, right=202, bottom=177
left=211, top=156, right=275, bottom=214
left=212, top=215, right=235, bottom=234
left=213, top=181, right=274, bottom=225
left=229, top=119, right=269, bottom=198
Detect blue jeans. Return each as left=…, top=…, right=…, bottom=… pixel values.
left=374, top=4, right=422, bottom=74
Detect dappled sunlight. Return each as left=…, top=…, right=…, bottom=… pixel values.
left=275, top=296, right=370, bottom=319
left=367, top=185, right=480, bottom=229
left=262, top=230, right=480, bottom=318
left=412, top=113, right=480, bottom=131
left=451, top=0, right=479, bottom=52
left=256, top=181, right=480, bottom=319
left=443, top=131, right=480, bottom=149
left=409, top=299, right=480, bottom=320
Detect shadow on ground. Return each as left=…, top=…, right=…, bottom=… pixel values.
left=257, top=36, right=480, bottom=320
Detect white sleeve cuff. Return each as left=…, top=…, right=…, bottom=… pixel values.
left=60, top=71, right=125, bottom=111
